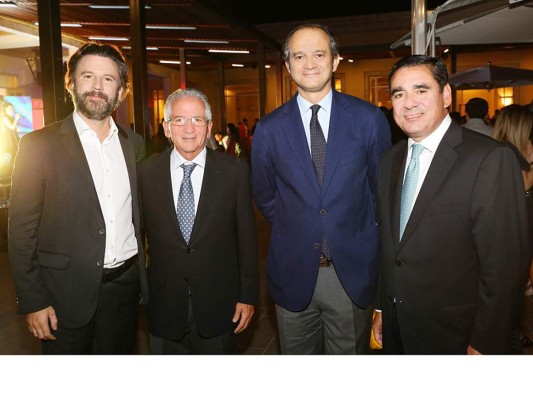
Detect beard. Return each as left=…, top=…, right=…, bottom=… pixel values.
left=72, top=87, right=120, bottom=121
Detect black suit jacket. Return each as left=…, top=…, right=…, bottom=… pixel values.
left=377, top=122, right=530, bottom=354
left=8, top=114, right=148, bottom=329
left=138, top=148, right=259, bottom=339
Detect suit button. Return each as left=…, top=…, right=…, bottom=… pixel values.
left=320, top=209, right=326, bottom=215
left=395, top=260, right=403, bottom=267
left=186, top=248, right=192, bottom=254
left=99, top=228, right=105, bottom=235
left=96, top=260, right=103, bottom=267
left=314, top=243, right=320, bottom=249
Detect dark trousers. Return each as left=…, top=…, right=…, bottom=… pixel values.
left=41, top=262, right=140, bottom=355
left=149, top=297, right=236, bottom=355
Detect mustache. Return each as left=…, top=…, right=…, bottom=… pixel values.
left=82, top=91, right=109, bottom=101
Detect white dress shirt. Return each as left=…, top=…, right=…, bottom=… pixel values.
left=170, top=147, right=207, bottom=215
left=403, top=114, right=452, bottom=215
left=297, top=89, right=333, bottom=152
left=73, top=111, right=137, bottom=268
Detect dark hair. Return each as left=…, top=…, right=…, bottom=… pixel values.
left=388, top=54, right=449, bottom=93
left=226, top=122, right=240, bottom=142
left=65, top=42, right=130, bottom=100
left=282, top=23, right=339, bottom=62
left=465, top=97, right=489, bottom=119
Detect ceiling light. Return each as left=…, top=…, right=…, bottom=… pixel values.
left=147, top=25, right=196, bottom=30
left=232, top=64, right=244, bottom=68
left=34, top=22, right=83, bottom=28
left=209, top=49, right=249, bottom=54
left=89, top=5, right=151, bottom=9
left=122, top=46, right=158, bottom=50
left=0, top=1, right=17, bottom=8
left=185, top=39, right=229, bottom=44
left=265, top=65, right=271, bottom=68
left=159, top=60, right=191, bottom=65
left=89, top=36, right=129, bottom=41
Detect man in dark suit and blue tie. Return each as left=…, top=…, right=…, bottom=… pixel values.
left=138, top=88, right=259, bottom=354
left=372, top=55, right=530, bottom=354
left=252, top=23, right=391, bottom=354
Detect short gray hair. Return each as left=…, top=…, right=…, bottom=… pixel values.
left=164, top=88, right=212, bottom=121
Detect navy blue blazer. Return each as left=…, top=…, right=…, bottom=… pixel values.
left=252, top=90, right=391, bottom=311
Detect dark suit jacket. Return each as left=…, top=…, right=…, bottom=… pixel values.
left=138, top=148, right=259, bottom=340
left=8, top=114, right=148, bottom=329
left=377, top=122, right=530, bottom=354
left=252, top=91, right=391, bottom=311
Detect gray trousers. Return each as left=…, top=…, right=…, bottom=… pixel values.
left=275, top=264, right=373, bottom=355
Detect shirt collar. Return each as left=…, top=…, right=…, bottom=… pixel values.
left=408, top=114, right=451, bottom=154
left=297, top=89, right=333, bottom=115
left=170, top=146, right=207, bottom=170
left=73, top=110, right=118, bottom=139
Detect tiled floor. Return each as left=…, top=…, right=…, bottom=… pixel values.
left=1, top=207, right=532, bottom=355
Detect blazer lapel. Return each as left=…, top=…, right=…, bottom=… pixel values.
left=60, top=115, right=102, bottom=215
left=154, top=150, right=184, bottom=238
left=191, top=149, right=222, bottom=243
left=321, top=92, right=350, bottom=195
left=282, top=97, right=322, bottom=196
left=399, top=124, right=461, bottom=246
left=390, top=142, right=408, bottom=249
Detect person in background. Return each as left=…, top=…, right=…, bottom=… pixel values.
left=462, top=97, right=493, bottom=136
left=251, top=117, right=259, bottom=136
left=138, top=88, right=258, bottom=354
left=373, top=54, right=529, bottom=354
left=213, top=130, right=226, bottom=152
left=492, top=103, right=533, bottom=350
left=225, top=122, right=241, bottom=158
left=238, top=117, right=249, bottom=141
left=252, top=23, right=391, bottom=354
left=0, top=102, right=21, bottom=174
left=8, top=42, right=148, bottom=354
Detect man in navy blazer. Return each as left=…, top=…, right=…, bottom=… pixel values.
left=252, top=23, right=391, bottom=354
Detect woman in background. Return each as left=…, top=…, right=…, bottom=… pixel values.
left=493, top=103, right=533, bottom=349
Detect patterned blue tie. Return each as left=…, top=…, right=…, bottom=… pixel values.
left=310, top=104, right=327, bottom=184
left=399, top=144, right=423, bottom=240
left=177, top=163, right=196, bottom=244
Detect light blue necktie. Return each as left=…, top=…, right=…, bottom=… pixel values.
left=399, top=144, right=423, bottom=240
left=177, top=163, right=196, bottom=244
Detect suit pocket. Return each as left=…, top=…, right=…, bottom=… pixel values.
left=37, top=250, right=70, bottom=270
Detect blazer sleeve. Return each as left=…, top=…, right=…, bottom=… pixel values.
left=469, top=145, right=530, bottom=354
left=8, top=135, right=50, bottom=314
left=250, top=122, right=276, bottom=224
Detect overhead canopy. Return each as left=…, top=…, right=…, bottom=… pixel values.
left=449, top=62, right=533, bottom=90
left=391, top=0, right=533, bottom=50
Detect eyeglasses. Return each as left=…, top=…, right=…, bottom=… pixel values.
left=167, top=116, right=209, bottom=127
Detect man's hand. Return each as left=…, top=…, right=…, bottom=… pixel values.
left=372, top=310, right=383, bottom=346
left=467, top=345, right=482, bottom=355
left=27, top=306, right=58, bottom=340
left=232, top=303, right=255, bottom=334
